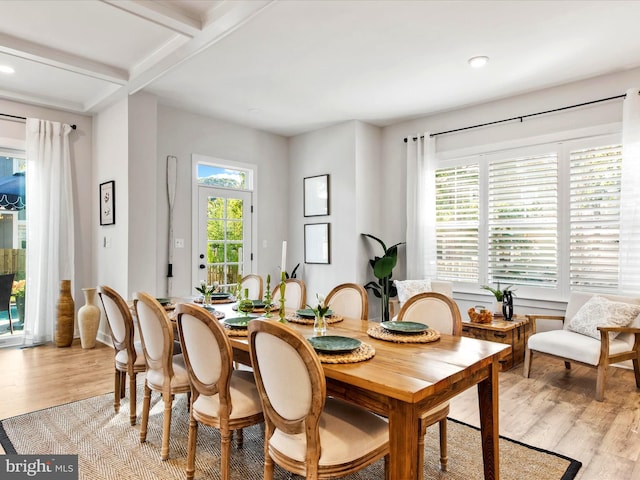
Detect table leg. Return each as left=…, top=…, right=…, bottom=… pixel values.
left=388, top=399, right=420, bottom=480
left=477, top=361, right=500, bottom=480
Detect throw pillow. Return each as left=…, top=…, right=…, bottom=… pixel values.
left=568, top=295, right=640, bottom=340
left=394, top=279, right=432, bottom=305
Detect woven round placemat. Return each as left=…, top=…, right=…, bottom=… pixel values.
left=285, top=313, right=344, bottom=325
left=367, top=324, right=440, bottom=343
left=316, top=342, right=375, bottom=364
left=224, top=327, right=248, bottom=337
left=232, top=304, right=279, bottom=314
left=194, top=297, right=235, bottom=305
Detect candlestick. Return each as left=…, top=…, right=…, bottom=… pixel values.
left=281, top=241, right=287, bottom=274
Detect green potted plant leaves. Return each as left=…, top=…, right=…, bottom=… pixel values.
left=362, top=233, right=405, bottom=322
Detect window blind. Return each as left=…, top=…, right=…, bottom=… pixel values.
left=487, top=154, right=558, bottom=287
left=435, top=164, right=479, bottom=282
left=569, top=144, right=622, bottom=290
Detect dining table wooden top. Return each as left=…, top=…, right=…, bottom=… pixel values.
left=167, top=299, right=510, bottom=480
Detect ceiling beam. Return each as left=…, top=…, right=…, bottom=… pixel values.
left=100, top=0, right=202, bottom=37
left=0, top=32, right=128, bottom=85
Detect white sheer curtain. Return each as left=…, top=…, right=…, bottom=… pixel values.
left=405, top=133, right=437, bottom=279
left=620, top=88, right=640, bottom=294
left=23, top=119, right=75, bottom=345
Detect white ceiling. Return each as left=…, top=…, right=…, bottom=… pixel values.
left=1, top=0, right=640, bottom=136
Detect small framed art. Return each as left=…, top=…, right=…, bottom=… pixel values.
left=100, top=180, right=115, bottom=226
left=303, top=174, right=329, bottom=217
left=304, top=223, right=330, bottom=264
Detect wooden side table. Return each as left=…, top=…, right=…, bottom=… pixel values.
left=461, top=315, right=530, bottom=371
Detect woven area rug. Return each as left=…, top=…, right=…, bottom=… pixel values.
left=0, top=389, right=581, bottom=480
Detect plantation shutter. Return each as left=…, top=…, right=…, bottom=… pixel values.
left=435, top=164, right=479, bottom=282
left=487, top=154, right=558, bottom=287
left=569, top=144, right=622, bottom=290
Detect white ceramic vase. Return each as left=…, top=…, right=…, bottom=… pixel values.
left=78, top=287, right=100, bottom=349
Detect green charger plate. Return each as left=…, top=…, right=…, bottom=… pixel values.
left=380, top=321, right=428, bottom=334
left=296, top=308, right=334, bottom=318
left=211, top=292, right=231, bottom=299
left=156, top=298, right=171, bottom=306
left=307, top=336, right=361, bottom=354
left=223, top=316, right=256, bottom=329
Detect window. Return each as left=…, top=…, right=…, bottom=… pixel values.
left=197, top=163, right=253, bottom=190
left=435, top=134, right=622, bottom=295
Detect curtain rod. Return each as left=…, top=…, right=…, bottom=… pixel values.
left=403, top=93, right=627, bottom=142
left=0, top=112, right=77, bottom=130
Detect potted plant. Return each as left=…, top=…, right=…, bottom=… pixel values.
left=12, top=279, right=25, bottom=323
left=481, top=283, right=515, bottom=316
left=362, top=233, right=405, bottom=322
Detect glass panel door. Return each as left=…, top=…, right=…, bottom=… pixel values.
left=197, top=186, right=252, bottom=292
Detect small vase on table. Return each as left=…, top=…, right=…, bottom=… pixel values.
left=314, top=314, right=327, bottom=336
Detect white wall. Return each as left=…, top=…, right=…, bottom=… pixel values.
left=0, top=98, right=93, bottom=336
left=156, top=105, right=289, bottom=297
left=380, top=66, right=640, bottom=316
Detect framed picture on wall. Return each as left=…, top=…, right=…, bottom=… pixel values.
left=303, top=174, right=330, bottom=217
left=304, top=223, right=330, bottom=264
left=100, top=180, right=115, bottom=226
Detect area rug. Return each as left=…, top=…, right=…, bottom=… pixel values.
left=0, top=389, right=581, bottom=480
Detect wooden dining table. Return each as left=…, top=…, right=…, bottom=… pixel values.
left=195, top=301, right=510, bottom=480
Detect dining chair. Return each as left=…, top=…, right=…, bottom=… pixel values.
left=271, top=278, right=306, bottom=309
left=134, top=291, right=191, bottom=460
left=397, top=292, right=462, bottom=475
left=0, top=273, right=15, bottom=333
left=241, top=274, right=263, bottom=300
left=176, top=303, right=264, bottom=480
left=97, top=285, right=147, bottom=426
left=325, top=282, right=368, bottom=320
left=248, top=319, right=390, bottom=480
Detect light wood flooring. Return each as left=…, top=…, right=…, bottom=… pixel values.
left=1, top=340, right=639, bottom=479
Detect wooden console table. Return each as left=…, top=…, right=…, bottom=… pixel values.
left=461, top=315, right=530, bottom=371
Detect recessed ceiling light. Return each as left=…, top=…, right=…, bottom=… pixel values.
left=468, top=56, right=489, bottom=68
left=0, top=65, right=15, bottom=74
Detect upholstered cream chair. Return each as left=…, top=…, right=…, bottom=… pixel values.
left=248, top=320, right=390, bottom=480
left=241, top=274, right=263, bottom=300
left=176, top=303, right=263, bottom=480
left=390, top=279, right=454, bottom=319
left=524, top=291, right=640, bottom=401
left=325, top=282, right=368, bottom=320
left=271, top=278, right=306, bottom=310
left=134, top=292, right=191, bottom=460
left=397, top=292, right=462, bottom=474
left=97, top=285, right=146, bottom=426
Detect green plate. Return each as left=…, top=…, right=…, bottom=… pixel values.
left=156, top=298, right=171, bottom=306
left=308, top=336, right=361, bottom=354
left=211, top=292, right=231, bottom=299
left=223, top=316, right=256, bottom=329
left=380, top=321, right=428, bottom=334
left=296, top=308, right=334, bottom=318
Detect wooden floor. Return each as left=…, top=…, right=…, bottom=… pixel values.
left=1, top=341, right=639, bottom=479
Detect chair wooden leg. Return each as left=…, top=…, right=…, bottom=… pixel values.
left=384, top=453, right=390, bottom=480
left=564, top=361, right=571, bottom=370
left=129, top=372, right=137, bottom=426
left=114, top=370, right=122, bottom=413
left=596, top=364, right=606, bottom=402
left=264, top=443, right=274, bottom=480
left=417, top=421, right=426, bottom=480
left=438, top=418, right=448, bottom=471
left=161, top=392, right=173, bottom=460
left=140, top=384, right=151, bottom=443
left=523, top=347, right=532, bottom=378
left=186, top=415, right=198, bottom=480
left=235, top=428, right=244, bottom=447
left=633, top=356, right=640, bottom=389
left=221, top=427, right=231, bottom=480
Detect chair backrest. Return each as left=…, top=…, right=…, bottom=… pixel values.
left=241, top=274, right=263, bottom=300
left=98, top=285, right=137, bottom=360
left=248, top=319, right=324, bottom=440
left=134, top=292, right=176, bottom=380
left=397, top=292, right=462, bottom=336
left=176, top=303, right=233, bottom=409
left=0, top=273, right=15, bottom=311
left=271, top=278, right=307, bottom=309
left=564, top=291, right=640, bottom=348
left=325, top=282, right=368, bottom=320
